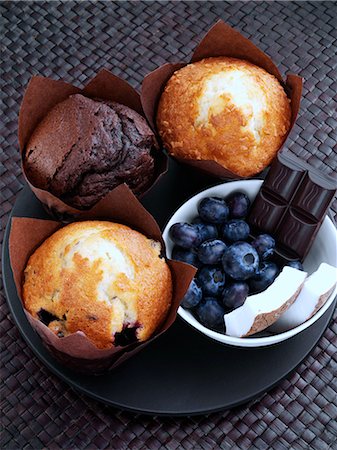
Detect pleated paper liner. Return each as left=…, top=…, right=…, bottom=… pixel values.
left=141, top=20, right=303, bottom=180
left=9, top=184, right=196, bottom=373
left=18, top=69, right=168, bottom=219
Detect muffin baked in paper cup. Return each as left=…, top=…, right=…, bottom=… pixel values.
left=18, top=68, right=168, bottom=218
left=9, top=184, right=197, bottom=373
left=141, top=20, right=303, bottom=180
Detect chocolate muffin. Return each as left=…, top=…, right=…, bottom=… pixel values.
left=24, top=94, right=157, bottom=209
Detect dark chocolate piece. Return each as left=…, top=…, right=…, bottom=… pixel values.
left=248, top=152, right=336, bottom=262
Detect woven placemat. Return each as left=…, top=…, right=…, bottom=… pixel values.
left=1, top=1, right=336, bottom=449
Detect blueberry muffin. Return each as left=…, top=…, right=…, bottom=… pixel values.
left=22, top=221, right=172, bottom=349
left=157, top=57, right=291, bottom=177
left=24, top=95, right=157, bottom=209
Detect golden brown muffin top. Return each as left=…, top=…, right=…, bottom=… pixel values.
left=157, top=57, right=291, bottom=177
left=23, top=221, right=172, bottom=349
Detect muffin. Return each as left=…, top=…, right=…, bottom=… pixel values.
left=24, top=94, right=157, bottom=209
left=22, top=221, right=172, bottom=349
left=156, top=57, right=291, bottom=177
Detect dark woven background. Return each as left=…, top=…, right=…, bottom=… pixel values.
left=1, top=1, right=337, bottom=449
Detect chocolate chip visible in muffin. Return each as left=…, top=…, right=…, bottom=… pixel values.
left=24, top=94, right=157, bottom=209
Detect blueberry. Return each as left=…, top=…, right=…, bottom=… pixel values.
left=251, top=234, right=275, bottom=260
left=37, top=309, right=60, bottom=326
left=193, top=219, right=218, bottom=242
left=181, top=279, right=203, bottom=309
left=287, top=260, right=304, bottom=271
left=197, top=266, right=226, bottom=296
left=226, top=192, right=251, bottom=218
left=169, top=223, right=200, bottom=248
left=198, top=239, right=227, bottom=265
left=196, top=297, right=225, bottom=330
left=222, top=219, right=250, bottom=242
left=222, top=242, right=259, bottom=280
left=198, top=197, right=229, bottom=224
left=172, top=246, right=199, bottom=267
left=192, top=217, right=205, bottom=224
left=249, top=262, right=279, bottom=293
left=222, top=282, right=249, bottom=310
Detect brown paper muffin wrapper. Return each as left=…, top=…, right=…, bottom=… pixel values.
left=141, top=20, right=303, bottom=180
left=9, top=184, right=197, bottom=374
left=18, top=68, right=168, bottom=219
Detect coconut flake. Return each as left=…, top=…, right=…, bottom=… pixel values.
left=270, top=263, right=337, bottom=333
left=224, top=266, right=307, bottom=337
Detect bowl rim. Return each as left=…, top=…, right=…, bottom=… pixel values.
left=162, top=179, right=337, bottom=347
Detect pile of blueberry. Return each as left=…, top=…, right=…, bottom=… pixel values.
left=169, top=192, right=303, bottom=332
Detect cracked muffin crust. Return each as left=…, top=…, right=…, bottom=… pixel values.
left=22, top=221, right=172, bottom=349
left=24, top=95, right=157, bottom=209
left=157, top=57, right=291, bottom=177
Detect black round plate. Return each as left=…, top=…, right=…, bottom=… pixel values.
left=3, top=160, right=336, bottom=416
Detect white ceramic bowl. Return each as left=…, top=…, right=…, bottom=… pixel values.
left=163, top=179, right=337, bottom=347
